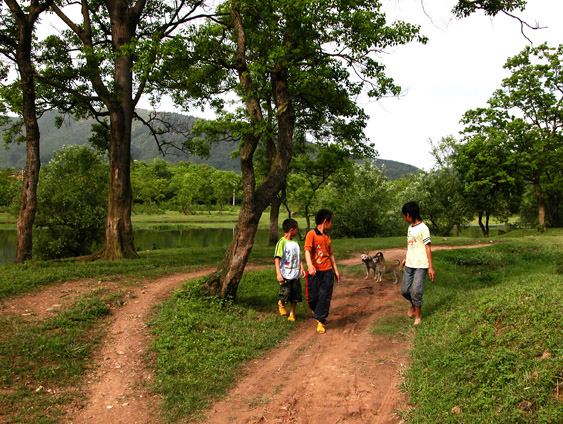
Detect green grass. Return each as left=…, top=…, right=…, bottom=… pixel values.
left=400, top=230, right=563, bottom=423
left=148, top=269, right=309, bottom=423
left=0, top=289, right=125, bottom=423
left=0, top=226, right=559, bottom=423
left=0, top=245, right=283, bottom=301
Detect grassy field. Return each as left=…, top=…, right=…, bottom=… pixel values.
left=0, top=228, right=561, bottom=423
left=371, top=229, right=563, bottom=423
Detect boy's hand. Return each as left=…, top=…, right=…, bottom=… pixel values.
left=308, top=265, right=317, bottom=275
left=428, top=267, right=435, bottom=282
left=300, top=268, right=306, bottom=278
left=334, top=269, right=341, bottom=282
left=276, top=272, right=284, bottom=282
left=401, top=259, right=406, bottom=269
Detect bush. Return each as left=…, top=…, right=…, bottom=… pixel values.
left=324, top=162, right=405, bottom=238
left=34, top=146, right=108, bottom=259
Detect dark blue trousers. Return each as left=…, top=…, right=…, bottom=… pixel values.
left=306, top=269, right=334, bottom=324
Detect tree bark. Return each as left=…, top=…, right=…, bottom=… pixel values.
left=537, top=190, right=546, bottom=231
left=88, top=0, right=143, bottom=260
left=15, top=70, right=41, bottom=263
left=204, top=7, right=294, bottom=296
left=7, top=0, right=53, bottom=263
left=268, top=189, right=284, bottom=246
left=478, top=211, right=489, bottom=238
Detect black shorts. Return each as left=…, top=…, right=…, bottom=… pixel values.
left=278, top=278, right=302, bottom=304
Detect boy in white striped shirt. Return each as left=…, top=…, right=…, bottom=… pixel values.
left=274, top=218, right=305, bottom=322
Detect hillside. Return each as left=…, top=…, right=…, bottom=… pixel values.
left=0, top=110, right=418, bottom=178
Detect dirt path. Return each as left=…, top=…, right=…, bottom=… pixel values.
left=0, top=244, right=490, bottom=423
left=201, top=249, right=410, bottom=424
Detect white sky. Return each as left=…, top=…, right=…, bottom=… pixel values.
left=364, top=0, right=563, bottom=170
left=143, top=0, right=562, bottom=170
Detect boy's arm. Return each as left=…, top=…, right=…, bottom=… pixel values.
left=329, top=255, right=340, bottom=282
left=425, top=244, right=435, bottom=281
left=305, top=250, right=316, bottom=275
left=274, top=257, right=284, bottom=282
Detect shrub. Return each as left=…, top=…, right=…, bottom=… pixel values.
left=34, top=146, right=108, bottom=259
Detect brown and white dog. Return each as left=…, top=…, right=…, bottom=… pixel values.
left=360, top=252, right=378, bottom=279
left=373, top=251, right=401, bottom=284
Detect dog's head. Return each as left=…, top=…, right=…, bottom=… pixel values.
left=374, top=251, right=384, bottom=263
left=361, top=252, right=371, bottom=263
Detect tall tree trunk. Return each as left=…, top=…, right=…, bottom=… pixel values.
left=478, top=211, right=489, bottom=238
left=204, top=6, right=294, bottom=298
left=94, top=108, right=138, bottom=259
left=536, top=189, right=546, bottom=231
left=89, top=1, right=141, bottom=259
left=204, top=203, right=261, bottom=298
left=15, top=71, right=41, bottom=263
left=10, top=4, right=50, bottom=263
left=268, top=188, right=284, bottom=246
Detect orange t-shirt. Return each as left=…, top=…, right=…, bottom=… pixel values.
left=304, top=228, right=334, bottom=271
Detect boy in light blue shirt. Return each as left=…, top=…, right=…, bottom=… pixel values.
left=274, top=218, right=305, bottom=322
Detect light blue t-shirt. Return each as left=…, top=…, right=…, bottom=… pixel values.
left=274, top=237, right=301, bottom=280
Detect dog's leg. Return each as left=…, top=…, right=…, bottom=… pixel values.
left=393, top=269, right=398, bottom=284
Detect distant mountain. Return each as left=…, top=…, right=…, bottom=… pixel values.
left=373, top=158, right=419, bottom=180
left=0, top=110, right=241, bottom=172
left=1, top=110, right=419, bottom=178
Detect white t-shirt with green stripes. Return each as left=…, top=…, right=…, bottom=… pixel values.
left=274, top=237, right=301, bottom=280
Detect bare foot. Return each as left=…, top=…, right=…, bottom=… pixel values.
left=408, top=307, right=415, bottom=318
left=413, top=317, right=422, bottom=325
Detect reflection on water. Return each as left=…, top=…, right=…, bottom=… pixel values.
left=0, top=229, right=17, bottom=265
left=0, top=224, right=510, bottom=266
left=134, top=227, right=271, bottom=250
left=0, top=227, right=272, bottom=265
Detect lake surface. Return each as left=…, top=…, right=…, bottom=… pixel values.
left=0, top=224, right=509, bottom=266
left=0, top=227, right=272, bottom=266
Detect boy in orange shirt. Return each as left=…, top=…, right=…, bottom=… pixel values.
left=304, top=209, right=341, bottom=334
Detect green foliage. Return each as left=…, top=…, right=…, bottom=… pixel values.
left=452, top=0, right=527, bottom=18
left=34, top=146, right=108, bottom=259
left=0, top=168, right=21, bottom=210
left=461, top=43, right=563, bottom=228
left=149, top=269, right=304, bottom=421
left=403, top=238, right=563, bottom=423
left=323, top=161, right=405, bottom=238
left=400, top=168, right=473, bottom=237
left=286, top=144, right=356, bottom=227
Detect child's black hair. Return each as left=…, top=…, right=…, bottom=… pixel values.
left=315, top=209, right=333, bottom=226
left=282, top=218, right=298, bottom=233
left=402, top=201, right=422, bottom=221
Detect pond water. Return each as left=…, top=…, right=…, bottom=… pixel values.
left=0, top=227, right=272, bottom=266
left=0, top=224, right=509, bottom=266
